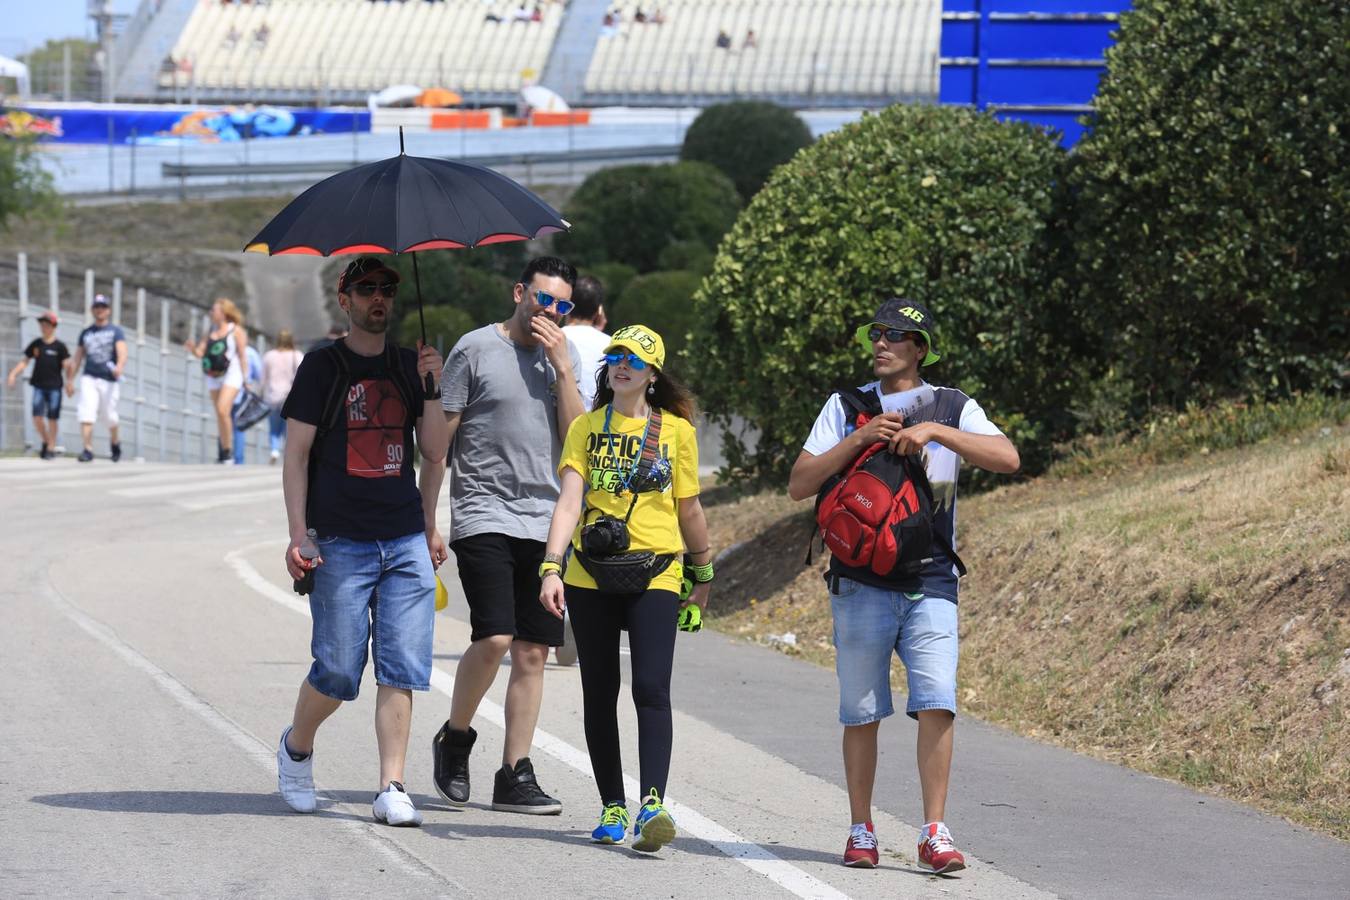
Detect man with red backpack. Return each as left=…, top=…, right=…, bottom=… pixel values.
left=788, top=298, right=1019, bottom=874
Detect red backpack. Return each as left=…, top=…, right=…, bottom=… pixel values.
left=808, top=388, right=965, bottom=581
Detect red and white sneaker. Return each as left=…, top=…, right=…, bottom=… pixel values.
left=917, top=822, right=966, bottom=873
left=843, top=821, right=879, bottom=867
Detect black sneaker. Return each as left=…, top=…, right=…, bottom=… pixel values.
left=491, top=757, right=562, bottom=815
left=77, top=449, right=94, bottom=463
left=110, top=442, right=122, bottom=462
left=432, top=723, right=476, bottom=806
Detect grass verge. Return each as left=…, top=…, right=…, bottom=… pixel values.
left=704, top=414, right=1350, bottom=840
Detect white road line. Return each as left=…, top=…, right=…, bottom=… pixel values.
left=178, top=487, right=284, bottom=511
left=39, top=577, right=471, bottom=897
left=226, top=543, right=851, bottom=900
left=114, top=474, right=282, bottom=498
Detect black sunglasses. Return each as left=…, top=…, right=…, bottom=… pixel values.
left=867, top=326, right=922, bottom=345
left=349, top=281, right=399, bottom=298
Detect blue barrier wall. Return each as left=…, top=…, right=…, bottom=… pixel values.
left=2, top=104, right=370, bottom=145
left=940, top=0, right=1130, bottom=146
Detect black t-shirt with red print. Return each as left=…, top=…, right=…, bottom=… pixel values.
left=282, top=339, right=426, bottom=541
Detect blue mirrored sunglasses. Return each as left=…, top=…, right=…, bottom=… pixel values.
left=604, top=351, right=649, bottom=370
left=529, top=288, right=574, bottom=316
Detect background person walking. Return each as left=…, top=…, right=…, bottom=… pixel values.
left=66, top=294, right=128, bottom=463
left=420, top=256, right=586, bottom=816
left=787, top=298, right=1020, bottom=874
left=7, top=310, right=70, bottom=459
left=562, top=274, right=610, bottom=411
left=184, top=298, right=250, bottom=464
left=275, top=257, right=449, bottom=826
left=261, top=329, right=304, bottom=463
left=538, top=324, right=713, bottom=854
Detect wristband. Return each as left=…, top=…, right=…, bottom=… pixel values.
left=688, top=562, right=714, bottom=583
left=538, top=561, right=563, bottom=579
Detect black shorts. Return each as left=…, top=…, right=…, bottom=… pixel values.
left=450, top=532, right=564, bottom=646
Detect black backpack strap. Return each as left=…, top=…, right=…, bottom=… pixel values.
left=383, top=340, right=419, bottom=422
left=835, top=386, right=881, bottom=424
left=316, top=343, right=350, bottom=440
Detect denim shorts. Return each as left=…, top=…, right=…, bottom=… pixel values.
left=829, top=576, right=959, bottom=725
left=31, top=387, right=61, bottom=420
left=307, top=531, right=436, bottom=700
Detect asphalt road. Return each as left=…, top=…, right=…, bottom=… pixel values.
left=2, top=458, right=1346, bottom=898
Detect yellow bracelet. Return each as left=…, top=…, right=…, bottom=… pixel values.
left=538, top=561, right=563, bottom=579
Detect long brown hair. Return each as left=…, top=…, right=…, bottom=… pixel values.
left=593, top=365, right=698, bottom=422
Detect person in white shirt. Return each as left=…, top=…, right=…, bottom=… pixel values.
left=562, top=275, right=611, bottom=411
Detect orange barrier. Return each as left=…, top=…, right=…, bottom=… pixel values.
left=430, top=110, right=493, bottom=130
left=529, top=110, right=592, bottom=127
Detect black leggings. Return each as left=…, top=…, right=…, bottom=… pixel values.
left=565, top=585, right=679, bottom=805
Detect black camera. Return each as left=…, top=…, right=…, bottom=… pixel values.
left=581, top=514, right=630, bottom=556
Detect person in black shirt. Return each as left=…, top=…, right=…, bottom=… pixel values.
left=274, top=257, right=450, bottom=827
left=6, top=311, right=70, bottom=460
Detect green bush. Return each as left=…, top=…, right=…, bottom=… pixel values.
left=558, top=162, right=741, bottom=274
left=608, top=270, right=702, bottom=369
left=388, top=252, right=515, bottom=331
left=657, top=240, right=714, bottom=276
left=401, top=304, right=475, bottom=353
left=1069, top=0, right=1349, bottom=410
left=688, top=104, right=1072, bottom=484
left=583, top=262, right=638, bottom=315
left=0, top=136, right=59, bottom=230
left=680, top=101, right=814, bottom=200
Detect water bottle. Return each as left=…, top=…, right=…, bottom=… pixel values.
left=293, top=528, right=320, bottom=596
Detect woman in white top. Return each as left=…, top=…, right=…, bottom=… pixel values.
left=185, top=297, right=249, bottom=463
left=260, top=329, right=303, bottom=463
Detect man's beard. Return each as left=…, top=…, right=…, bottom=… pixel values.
left=353, top=309, right=389, bottom=334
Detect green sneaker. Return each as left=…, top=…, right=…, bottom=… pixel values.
left=631, top=788, right=676, bottom=853
left=591, top=802, right=630, bottom=844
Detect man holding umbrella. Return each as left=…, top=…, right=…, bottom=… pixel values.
left=275, top=257, right=449, bottom=826
left=421, top=256, right=586, bottom=815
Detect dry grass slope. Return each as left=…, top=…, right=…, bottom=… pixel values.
left=708, top=423, right=1350, bottom=840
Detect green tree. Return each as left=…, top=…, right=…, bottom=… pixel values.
left=1069, top=0, right=1349, bottom=411
left=688, top=104, right=1071, bottom=484
left=608, top=270, right=702, bottom=371
left=20, top=38, right=98, bottom=100
left=558, top=162, right=741, bottom=274
left=680, top=101, right=814, bottom=200
left=0, top=137, right=59, bottom=231
left=583, top=262, right=637, bottom=316
left=400, top=304, right=475, bottom=354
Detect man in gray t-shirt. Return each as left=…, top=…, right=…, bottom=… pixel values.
left=420, top=256, right=585, bottom=816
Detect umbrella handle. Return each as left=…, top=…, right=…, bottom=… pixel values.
left=411, top=252, right=441, bottom=400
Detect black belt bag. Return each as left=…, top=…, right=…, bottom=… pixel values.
left=575, top=550, right=675, bottom=594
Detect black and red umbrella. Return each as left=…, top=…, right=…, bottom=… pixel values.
left=244, top=130, right=569, bottom=392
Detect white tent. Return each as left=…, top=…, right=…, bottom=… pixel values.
left=0, top=54, right=30, bottom=98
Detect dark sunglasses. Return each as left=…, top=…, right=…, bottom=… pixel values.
left=604, top=351, right=649, bottom=370
left=867, top=326, right=922, bottom=345
left=349, top=280, right=399, bottom=298
left=527, top=288, right=574, bottom=316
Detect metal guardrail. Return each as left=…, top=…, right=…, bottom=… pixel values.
left=162, top=143, right=683, bottom=179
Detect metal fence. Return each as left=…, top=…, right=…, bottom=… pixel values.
left=3, top=253, right=272, bottom=464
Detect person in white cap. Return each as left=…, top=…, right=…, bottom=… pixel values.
left=66, top=294, right=128, bottom=463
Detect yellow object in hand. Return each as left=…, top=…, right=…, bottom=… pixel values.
left=434, top=574, right=448, bottom=611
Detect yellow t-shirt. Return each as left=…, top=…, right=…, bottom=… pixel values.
left=558, top=405, right=700, bottom=593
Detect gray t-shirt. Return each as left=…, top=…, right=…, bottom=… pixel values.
left=441, top=323, right=584, bottom=543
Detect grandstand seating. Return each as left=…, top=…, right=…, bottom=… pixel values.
left=147, top=0, right=938, bottom=106
left=158, top=0, right=564, bottom=99
left=582, top=0, right=940, bottom=103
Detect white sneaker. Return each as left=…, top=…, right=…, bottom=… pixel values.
left=276, top=727, right=316, bottom=813
left=373, top=781, right=423, bottom=827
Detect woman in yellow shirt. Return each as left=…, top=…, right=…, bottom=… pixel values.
left=539, top=324, right=713, bottom=853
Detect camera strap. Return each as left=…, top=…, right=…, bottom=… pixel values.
left=585, top=406, right=665, bottom=526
